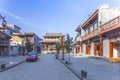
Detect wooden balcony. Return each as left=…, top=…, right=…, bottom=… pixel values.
left=82, top=28, right=99, bottom=41
left=82, top=16, right=120, bottom=41
left=0, top=41, right=9, bottom=46
left=100, top=16, right=120, bottom=34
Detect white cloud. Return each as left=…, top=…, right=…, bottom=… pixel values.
left=0, top=9, right=37, bottom=28
left=0, top=9, right=59, bottom=37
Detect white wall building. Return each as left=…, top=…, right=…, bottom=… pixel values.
left=76, top=4, right=120, bottom=58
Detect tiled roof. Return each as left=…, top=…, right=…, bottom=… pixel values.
left=45, top=33, right=62, bottom=37
left=7, top=24, right=21, bottom=29
left=41, top=39, right=61, bottom=43
left=13, top=32, right=34, bottom=36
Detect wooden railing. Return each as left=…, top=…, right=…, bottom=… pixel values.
left=0, top=41, right=9, bottom=46
left=100, top=16, right=120, bottom=34
left=82, top=16, right=120, bottom=41
left=82, top=28, right=99, bottom=41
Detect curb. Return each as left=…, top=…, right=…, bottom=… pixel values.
left=0, top=60, right=26, bottom=72
left=58, top=59, right=82, bottom=80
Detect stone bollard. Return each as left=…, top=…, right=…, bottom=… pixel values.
left=55, top=54, right=58, bottom=59
left=81, top=70, right=87, bottom=80
left=65, top=61, right=68, bottom=64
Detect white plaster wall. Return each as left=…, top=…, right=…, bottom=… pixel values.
left=73, top=48, right=76, bottom=54
left=113, top=49, right=118, bottom=58
left=117, top=50, right=120, bottom=57
left=91, top=42, right=94, bottom=56
left=81, top=28, right=85, bottom=36
left=98, top=7, right=120, bottom=26
left=10, top=42, right=22, bottom=46
left=6, top=29, right=11, bottom=35
left=103, top=38, right=109, bottom=57
left=83, top=43, right=86, bottom=55
left=9, top=46, right=19, bottom=56
left=113, top=48, right=120, bottom=58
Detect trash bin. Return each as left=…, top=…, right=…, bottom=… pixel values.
left=1, top=64, right=5, bottom=69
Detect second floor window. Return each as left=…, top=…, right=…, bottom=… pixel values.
left=90, top=26, right=93, bottom=32
left=94, top=23, right=98, bottom=30
left=85, top=29, right=88, bottom=34
left=88, top=28, right=90, bottom=33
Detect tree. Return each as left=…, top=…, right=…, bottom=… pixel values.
left=64, top=34, right=73, bottom=53
left=25, top=38, right=33, bottom=53
left=64, top=34, right=73, bottom=64
left=55, top=42, right=61, bottom=59
left=56, top=42, right=61, bottom=53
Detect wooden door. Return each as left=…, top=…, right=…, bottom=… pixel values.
left=94, top=44, right=97, bottom=56
left=86, top=45, right=88, bottom=54
left=109, top=42, right=113, bottom=58
left=86, top=44, right=90, bottom=55
left=81, top=46, right=83, bottom=53
left=100, top=43, right=103, bottom=56
left=76, top=48, right=77, bottom=53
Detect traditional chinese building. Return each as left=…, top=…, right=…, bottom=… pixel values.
left=11, top=32, right=42, bottom=53
left=41, top=33, right=64, bottom=54
left=76, top=4, right=120, bottom=58
left=0, top=31, right=11, bottom=56
left=0, top=24, right=21, bottom=36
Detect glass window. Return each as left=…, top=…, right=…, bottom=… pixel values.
left=90, top=26, right=93, bottom=32
left=85, top=29, right=88, bottom=34
left=88, top=28, right=90, bottom=33
left=94, top=23, right=98, bottom=29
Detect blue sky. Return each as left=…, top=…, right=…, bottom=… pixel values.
left=0, top=0, right=120, bottom=39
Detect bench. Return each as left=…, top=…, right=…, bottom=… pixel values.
left=81, top=70, right=87, bottom=80
left=0, top=61, right=7, bottom=69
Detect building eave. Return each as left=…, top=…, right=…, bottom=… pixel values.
left=81, top=9, right=99, bottom=28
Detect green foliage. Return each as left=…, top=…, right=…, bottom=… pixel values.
left=55, top=42, right=61, bottom=53
left=64, top=34, right=73, bottom=53
left=25, top=38, right=33, bottom=52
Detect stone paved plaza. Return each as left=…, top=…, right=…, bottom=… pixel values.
left=62, top=53, right=120, bottom=80
left=0, top=54, right=79, bottom=80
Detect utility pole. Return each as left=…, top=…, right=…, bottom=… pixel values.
left=0, top=14, right=2, bottom=20
left=2, top=17, right=6, bottom=27
left=0, top=14, right=6, bottom=27
left=61, top=37, right=64, bottom=60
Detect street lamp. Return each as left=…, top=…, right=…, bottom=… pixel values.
left=68, top=39, right=73, bottom=64
left=2, top=17, right=7, bottom=27
left=61, top=37, right=65, bottom=60
left=68, top=44, right=72, bottom=64
left=0, top=14, right=7, bottom=27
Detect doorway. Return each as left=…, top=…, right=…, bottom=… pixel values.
left=109, top=42, right=113, bottom=58
left=86, top=44, right=90, bottom=55
left=94, top=42, right=103, bottom=56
